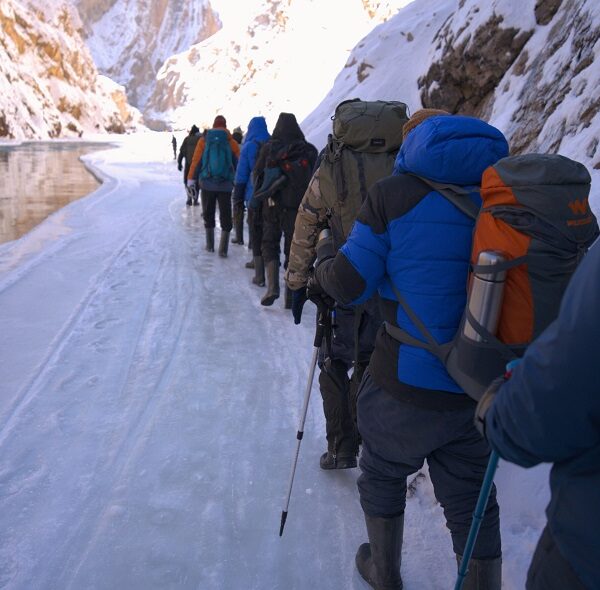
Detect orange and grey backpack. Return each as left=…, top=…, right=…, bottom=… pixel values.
left=385, top=153, right=599, bottom=399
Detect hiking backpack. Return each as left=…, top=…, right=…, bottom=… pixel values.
left=385, top=153, right=599, bottom=400
left=253, top=140, right=315, bottom=209
left=318, top=99, right=409, bottom=248
left=200, top=129, right=235, bottom=182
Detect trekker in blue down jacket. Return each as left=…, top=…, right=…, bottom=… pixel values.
left=475, top=242, right=600, bottom=590
left=310, top=110, right=509, bottom=590
left=232, top=116, right=270, bottom=283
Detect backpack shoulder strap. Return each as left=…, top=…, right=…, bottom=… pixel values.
left=384, top=280, right=450, bottom=362
left=410, top=174, right=480, bottom=220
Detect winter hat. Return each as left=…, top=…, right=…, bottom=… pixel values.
left=213, top=115, right=227, bottom=129
left=190, top=124, right=199, bottom=134
left=403, top=108, right=450, bottom=140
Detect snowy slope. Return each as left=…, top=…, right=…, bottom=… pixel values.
left=74, top=0, right=221, bottom=108
left=0, top=0, right=142, bottom=140
left=302, top=0, right=600, bottom=208
left=0, top=133, right=551, bottom=589
left=144, top=0, right=413, bottom=132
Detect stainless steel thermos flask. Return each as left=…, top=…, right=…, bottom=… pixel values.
left=463, top=251, right=507, bottom=342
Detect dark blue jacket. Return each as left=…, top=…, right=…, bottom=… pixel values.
left=316, top=116, right=508, bottom=408
left=486, top=242, right=600, bottom=589
left=234, top=116, right=270, bottom=203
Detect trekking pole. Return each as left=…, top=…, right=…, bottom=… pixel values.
left=454, top=251, right=509, bottom=589
left=454, top=451, right=500, bottom=590
left=279, top=305, right=330, bottom=537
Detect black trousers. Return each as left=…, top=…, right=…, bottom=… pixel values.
left=249, top=206, right=263, bottom=257
left=261, top=203, right=297, bottom=266
left=201, top=190, right=232, bottom=231
left=526, top=526, right=586, bottom=590
left=357, top=370, right=501, bottom=560
left=317, top=302, right=380, bottom=455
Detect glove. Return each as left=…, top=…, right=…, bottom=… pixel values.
left=186, top=180, right=197, bottom=198
left=474, top=359, right=521, bottom=438
left=291, top=288, right=308, bottom=325
left=178, top=163, right=183, bottom=171
left=306, top=273, right=335, bottom=310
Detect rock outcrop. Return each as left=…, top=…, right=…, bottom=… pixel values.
left=0, top=0, right=141, bottom=139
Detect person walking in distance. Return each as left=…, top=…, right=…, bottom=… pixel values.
left=187, top=116, right=240, bottom=256
left=252, top=112, right=317, bottom=307
left=178, top=125, right=201, bottom=206
left=231, top=117, right=270, bottom=278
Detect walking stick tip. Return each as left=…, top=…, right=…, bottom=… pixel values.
left=279, top=511, right=288, bottom=537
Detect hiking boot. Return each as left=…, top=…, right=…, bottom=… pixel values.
left=356, top=514, right=404, bottom=590
left=261, top=260, right=280, bottom=306
left=319, top=451, right=357, bottom=470
left=245, top=259, right=255, bottom=269
left=252, top=256, right=265, bottom=287
left=205, top=228, right=215, bottom=253
left=218, top=231, right=230, bottom=257
left=231, top=210, right=244, bottom=244
left=455, top=555, right=502, bottom=590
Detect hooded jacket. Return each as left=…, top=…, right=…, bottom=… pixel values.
left=252, top=113, right=318, bottom=209
left=233, top=116, right=270, bottom=204
left=315, top=115, right=509, bottom=408
left=485, top=241, right=600, bottom=589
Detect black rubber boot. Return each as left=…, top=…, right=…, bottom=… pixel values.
left=284, top=286, right=293, bottom=309
left=456, top=555, right=502, bottom=590
left=231, top=205, right=244, bottom=245
left=261, top=260, right=280, bottom=306
left=252, top=256, right=265, bottom=287
left=356, top=514, right=404, bottom=590
left=218, top=231, right=230, bottom=257
left=319, top=451, right=356, bottom=470
left=205, top=228, right=215, bottom=253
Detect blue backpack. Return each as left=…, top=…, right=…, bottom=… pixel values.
left=200, top=129, right=234, bottom=182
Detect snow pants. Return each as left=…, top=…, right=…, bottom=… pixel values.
left=356, top=370, right=501, bottom=560
left=318, top=301, right=381, bottom=456
left=201, top=190, right=232, bottom=231
left=249, top=206, right=262, bottom=257
left=526, top=527, right=586, bottom=590
left=261, top=203, right=297, bottom=267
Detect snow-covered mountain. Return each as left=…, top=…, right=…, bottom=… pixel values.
left=73, top=0, right=221, bottom=109
left=302, top=0, right=600, bottom=203
left=0, top=0, right=142, bottom=140
left=144, top=0, right=412, bottom=132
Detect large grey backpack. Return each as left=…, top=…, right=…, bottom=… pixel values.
left=385, top=153, right=599, bottom=399
left=318, top=99, right=409, bottom=248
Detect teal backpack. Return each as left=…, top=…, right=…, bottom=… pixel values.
left=200, top=129, right=234, bottom=182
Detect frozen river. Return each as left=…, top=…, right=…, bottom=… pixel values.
left=0, top=142, right=106, bottom=244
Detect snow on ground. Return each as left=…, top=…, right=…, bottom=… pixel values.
left=0, top=132, right=550, bottom=589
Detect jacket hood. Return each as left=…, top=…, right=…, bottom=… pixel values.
left=245, top=116, right=270, bottom=144
left=271, top=113, right=305, bottom=143
left=393, top=115, right=509, bottom=185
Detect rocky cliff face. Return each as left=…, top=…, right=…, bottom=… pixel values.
left=0, top=0, right=141, bottom=139
left=418, top=0, right=599, bottom=161
left=304, top=0, right=599, bottom=191
left=73, top=0, right=221, bottom=108
left=144, top=0, right=410, bottom=132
